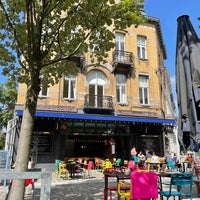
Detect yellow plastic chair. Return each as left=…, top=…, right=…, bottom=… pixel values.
left=123, top=160, right=128, bottom=168
left=118, top=181, right=131, bottom=200
left=57, top=162, right=69, bottom=180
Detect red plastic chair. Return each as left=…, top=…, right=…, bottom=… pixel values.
left=6, top=179, right=35, bottom=200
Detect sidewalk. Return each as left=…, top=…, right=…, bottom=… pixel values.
left=1, top=167, right=199, bottom=200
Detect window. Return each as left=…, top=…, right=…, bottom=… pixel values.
left=86, top=70, right=107, bottom=108
left=137, top=36, right=147, bottom=59
left=116, top=33, right=125, bottom=61
left=39, top=84, right=48, bottom=97
left=139, top=75, right=149, bottom=105
left=63, top=76, right=76, bottom=99
left=116, top=74, right=127, bottom=104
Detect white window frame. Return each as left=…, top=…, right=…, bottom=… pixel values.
left=116, top=33, right=125, bottom=61
left=63, top=76, right=76, bottom=100
left=39, top=82, right=48, bottom=98
left=139, top=75, right=149, bottom=105
left=116, top=74, right=127, bottom=104
left=137, top=36, right=147, bottom=59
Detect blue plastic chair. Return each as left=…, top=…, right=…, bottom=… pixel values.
left=116, top=158, right=122, bottom=167
left=167, top=160, right=176, bottom=171
left=159, top=172, right=193, bottom=200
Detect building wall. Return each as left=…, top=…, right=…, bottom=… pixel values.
left=16, top=20, right=167, bottom=118
left=14, top=15, right=177, bottom=163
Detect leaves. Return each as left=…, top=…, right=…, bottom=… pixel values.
left=0, top=78, right=17, bottom=129
left=0, top=0, right=145, bottom=89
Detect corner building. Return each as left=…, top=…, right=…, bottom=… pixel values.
left=10, top=14, right=176, bottom=164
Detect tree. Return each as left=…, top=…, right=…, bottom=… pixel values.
left=0, top=79, right=17, bottom=149
left=0, top=0, right=145, bottom=199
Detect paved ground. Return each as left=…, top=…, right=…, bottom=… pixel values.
left=0, top=164, right=200, bottom=200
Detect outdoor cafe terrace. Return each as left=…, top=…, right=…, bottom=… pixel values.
left=1, top=156, right=200, bottom=199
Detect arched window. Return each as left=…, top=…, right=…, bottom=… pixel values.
left=86, top=70, right=107, bottom=108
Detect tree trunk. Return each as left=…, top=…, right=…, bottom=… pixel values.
left=9, top=100, right=36, bottom=199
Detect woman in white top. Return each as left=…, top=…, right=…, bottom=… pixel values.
left=151, top=152, right=159, bottom=162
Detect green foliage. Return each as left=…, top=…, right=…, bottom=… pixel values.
left=0, top=132, right=5, bottom=149
left=0, top=0, right=145, bottom=91
left=0, top=79, right=17, bottom=129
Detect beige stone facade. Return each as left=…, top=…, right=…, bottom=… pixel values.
left=14, top=15, right=176, bottom=163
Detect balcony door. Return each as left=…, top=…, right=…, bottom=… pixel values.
left=89, top=85, right=103, bottom=108
left=86, top=70, right=107, bottom=108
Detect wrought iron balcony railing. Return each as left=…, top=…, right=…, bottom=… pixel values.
left=112, top=50, right=134, bottom=65
left=84, top=94, right=114, bottom=110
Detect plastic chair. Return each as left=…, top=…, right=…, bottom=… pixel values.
left=6, top=179, right=35, bottom=200
left=57, top=162, right=69, bottom=180
left=131, top=171, right=158, bottom=199
left=194, top=165, right=200, bottom=179
left=159, top=172, right=193, bottom=200
left=127, top=160, right=135, bottom=171
left=123, top=160, right=128, bottom=168
left=103, top=159, right=112, bottom=171
left=117, top=181, right=131, bottom=200
left=116, top=158, right=122, bottom=167
left=167, top=160, right=177, bottom=171
left=55, top=159, right=61, bottom=173
left=87, top=161, right=94, bottom=177
left=95, top=158, right=102, bottom=170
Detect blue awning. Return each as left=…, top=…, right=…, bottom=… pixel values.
left=16, top=110, right=176, bottom=125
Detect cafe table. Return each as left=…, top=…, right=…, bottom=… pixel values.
left=103, top=171, right=130, bottom=200
left=146, top=161, right=161, bottom=172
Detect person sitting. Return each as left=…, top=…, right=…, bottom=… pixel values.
left=145, top=150, right=152, bottom=159
left=151, top=152, right=159, bottom=163
left=185, top=152, right=195, bottom=171
left=138, top=151, right=145, bottom=161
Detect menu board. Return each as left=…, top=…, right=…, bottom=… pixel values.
left=31, top=133, right=52, bottom=154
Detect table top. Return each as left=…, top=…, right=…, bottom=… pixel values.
left=104, top=171, right=130, bottom=179
left=158, top=171, right=175, bottom=177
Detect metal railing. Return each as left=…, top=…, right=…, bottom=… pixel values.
left=112, top=50, right=134, bottom=64
left=0, top=168, right=51, bottom=200
left=84, top=94, right=114, bottom=110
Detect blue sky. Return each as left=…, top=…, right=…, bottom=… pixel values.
left=144, top=0, right=200, bottom=106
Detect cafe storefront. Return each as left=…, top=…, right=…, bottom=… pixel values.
left=22, top=111, right=176, bottom=164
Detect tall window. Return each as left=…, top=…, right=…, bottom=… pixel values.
left=116, top=33, right=125, bottom=61
left=116, top=74, right=127, bottom=104
left=63, top=76, right=76, bottom=99
left=137, top=36, right=147, bottom=59
left=139, top=75, right=149, bottom=105
left=39, top=77, right=48, bottom=97
left=39, top=85, right=48, bottom=97
left=86, top=70, right=106, bottom=108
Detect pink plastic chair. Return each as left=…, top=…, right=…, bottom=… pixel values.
left=128, top=160, right=135, bottom=170
left=87, top=161, right=94, bottom=177
left=130, top=171, right=158, bottom=200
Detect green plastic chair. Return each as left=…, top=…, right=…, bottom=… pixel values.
left=159, top=172, right=193, bottom=200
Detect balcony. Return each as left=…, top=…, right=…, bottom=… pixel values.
left=83, top=94, right=114, bottom=115
left=112, top=50, right=134, bottom=74
left=67, top=55, right=85, bottom=70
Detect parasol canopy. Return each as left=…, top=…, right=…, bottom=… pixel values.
left=175, top=15, right=200, bottom=151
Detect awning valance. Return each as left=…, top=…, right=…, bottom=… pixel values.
left=16, top=110, right=176, bottom=125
